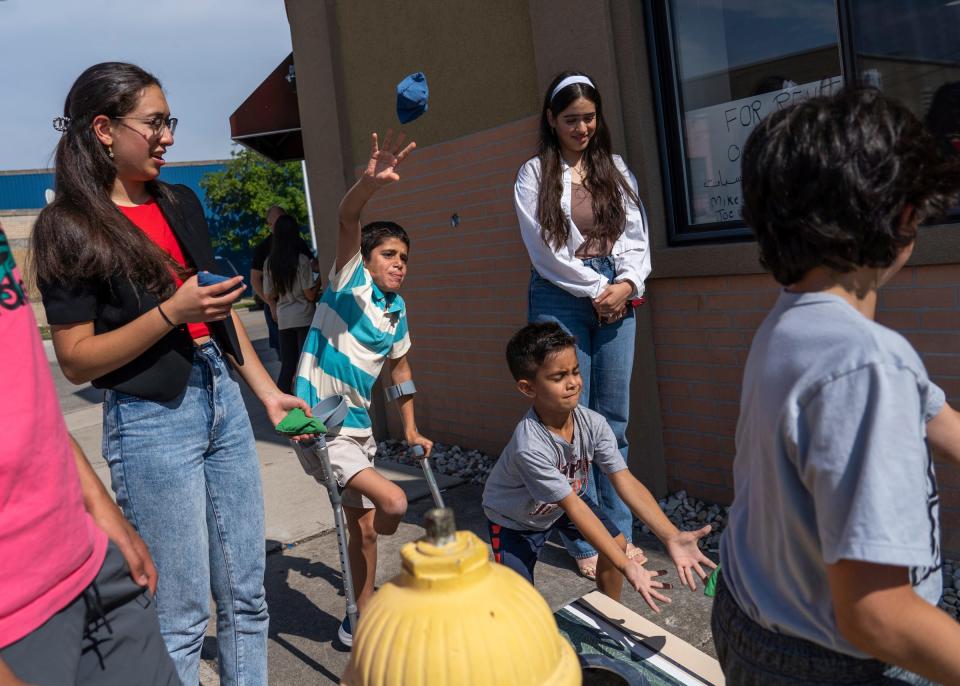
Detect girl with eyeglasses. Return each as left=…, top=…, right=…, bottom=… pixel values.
left=31, top=62, right=309, bottom=686
left=514, top=71, right=653, bottom=582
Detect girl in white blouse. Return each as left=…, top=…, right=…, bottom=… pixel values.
left=515, top=71, right=651, bottom=579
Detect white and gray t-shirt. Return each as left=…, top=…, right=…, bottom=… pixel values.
left=482, top=406, right=627, bottom=531
left=721, top=291, right=945, bottom=658
left=263, top=254, right=316, bottom=330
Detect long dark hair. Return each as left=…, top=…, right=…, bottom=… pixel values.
left=535, top=71, right=639, bottom=251
left=267, top=215, right=305, bottom=296
left=31, top=62, right=182, bottom=297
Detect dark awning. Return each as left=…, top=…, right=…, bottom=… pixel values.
left=229, top=53, right=304, bottom=163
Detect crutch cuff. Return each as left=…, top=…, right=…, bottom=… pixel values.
left=385, top=379, right=417, bottom=402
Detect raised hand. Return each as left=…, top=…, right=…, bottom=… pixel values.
left=364, top=130, right=417, bottom=186
left=664, top=524, right=717, bottom=591
left=623, top=560, right=673, bottom=613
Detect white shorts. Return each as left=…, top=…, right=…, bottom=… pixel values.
left=324, top=433, right=378, bottom=509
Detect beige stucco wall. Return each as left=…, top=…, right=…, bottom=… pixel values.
left=332, top=0, right=540, bottom=166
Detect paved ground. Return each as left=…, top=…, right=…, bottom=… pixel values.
left=51, top=307, right=716, bottom=684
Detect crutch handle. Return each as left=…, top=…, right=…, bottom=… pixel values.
left=411, top=445, right=445, bottom=509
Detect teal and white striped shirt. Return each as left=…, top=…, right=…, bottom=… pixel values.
left=294, top=251, right=411, bottom=436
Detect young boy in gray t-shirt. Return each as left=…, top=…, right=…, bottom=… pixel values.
left=483, top=322, right=716, bottom=611
left=714, top=88, right=960, bottom=685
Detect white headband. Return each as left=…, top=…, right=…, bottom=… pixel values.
left=550, top=75, right=595, bottom=102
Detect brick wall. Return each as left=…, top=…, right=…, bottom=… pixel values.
left=358, top=114, right=960, bottom=552
left=650, top=265, right=960, bottom=552
left=362, top=117, right=541, bottom=455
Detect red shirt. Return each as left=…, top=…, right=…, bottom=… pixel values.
left=118, top=200, right=211, bottom=340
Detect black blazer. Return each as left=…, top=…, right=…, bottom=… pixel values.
left=39, top=183, right=244, bottom=402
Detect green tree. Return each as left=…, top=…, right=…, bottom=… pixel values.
left=200, top=146, right=308, bottom=251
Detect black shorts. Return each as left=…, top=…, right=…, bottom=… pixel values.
left=0, top=542, right=178, bottom=686
left=487, top=500, right=621, bottom=584
left=711, top=574, right=928, bottom=685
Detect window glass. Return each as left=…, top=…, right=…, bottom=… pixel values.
left=666, top=0, right=843, bottom=233
left=851, top=0, right=960, bottom=186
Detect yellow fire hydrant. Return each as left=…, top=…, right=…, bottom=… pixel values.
left=342, top=508, right=581, bottom=686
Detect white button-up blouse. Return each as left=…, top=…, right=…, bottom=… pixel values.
left=514, top=154, right=652, bottom=300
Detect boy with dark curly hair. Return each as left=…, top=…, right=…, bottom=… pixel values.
left=714, top=88, right=960, bottom=684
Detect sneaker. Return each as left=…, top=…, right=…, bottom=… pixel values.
left=337, top=615, right=353, bottom=648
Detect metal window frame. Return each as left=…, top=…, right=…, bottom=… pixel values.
left=644, top=0, right=854, bottom=245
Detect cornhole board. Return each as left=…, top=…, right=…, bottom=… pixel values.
left=555, top=591, right=725, bottom=686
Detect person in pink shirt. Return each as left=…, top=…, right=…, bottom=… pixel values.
left=0, top=222, right=177, bottom=685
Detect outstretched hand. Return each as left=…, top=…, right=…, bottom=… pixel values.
left=664, top=525, right=717, bottom=591
left=364, top=130, right=416, bottom=186
left=623, top=560, right=673, bottom=614
left=262, top=391, right=313, bottom=442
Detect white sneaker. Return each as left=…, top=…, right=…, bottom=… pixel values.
left=337, top=615, right=353, bottom=648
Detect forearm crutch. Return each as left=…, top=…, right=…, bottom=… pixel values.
left=290, top=396, right=358, bottom=633
left=385, top=380, right=445, bottom=508
left=293, top=436, right=357, bottom=627
left=411, top=444, right=445, bottom=508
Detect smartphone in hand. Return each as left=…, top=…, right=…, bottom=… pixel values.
left=197, top=270, right=243, bottom=293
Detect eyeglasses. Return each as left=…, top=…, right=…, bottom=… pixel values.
left=113, top=115, right=178, bottom=137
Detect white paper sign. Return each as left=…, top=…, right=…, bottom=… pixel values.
left=684, top=76, right=844, bottom=225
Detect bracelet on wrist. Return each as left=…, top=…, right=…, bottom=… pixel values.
left=157, top=303, right=177, bottom=328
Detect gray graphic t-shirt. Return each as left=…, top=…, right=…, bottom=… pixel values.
left=721, top=291, right=944, bottom=658
left=482, top=406, right=627, bottom=531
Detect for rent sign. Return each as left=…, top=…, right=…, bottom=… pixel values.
left=683, top=76, right=843, bottom=225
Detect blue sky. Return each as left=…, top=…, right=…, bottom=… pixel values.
left=0, top=0, right=293, bottom=171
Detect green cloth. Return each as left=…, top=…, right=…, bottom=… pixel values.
left=704, top=564, right=721, bottom=598
left=275, top=408, right=326, bottom=435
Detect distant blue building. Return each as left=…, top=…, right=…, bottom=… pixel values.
left=0, top=161, right=228, bottom=212
left=0, top=161, right=256, bottom=291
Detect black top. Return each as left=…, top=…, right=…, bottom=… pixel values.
left=250, top=232, right=313, bottom=272
left=39, top=183, right=244, bottom=402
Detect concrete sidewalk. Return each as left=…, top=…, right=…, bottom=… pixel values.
left=50, top=308, right=716, bottom=684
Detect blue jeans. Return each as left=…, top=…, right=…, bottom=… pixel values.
left=103, top=341, right=268, bottom=686
left=264, top=306, right=279, bottom=352
left=528, top=256, right=636, bottom=558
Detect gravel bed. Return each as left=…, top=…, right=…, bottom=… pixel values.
left=379, top=440, right=960, bottom=619
left=377, top=439, right=494, bottom=484
left=636, top=489, right=726, bottom=555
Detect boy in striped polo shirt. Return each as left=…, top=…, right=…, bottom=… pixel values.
left=294, top=131, right=431, bottom=647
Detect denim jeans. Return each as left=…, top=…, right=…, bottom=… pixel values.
left=277, top=325, right=309, bottom=394
left=712, top=575, right=933, bottom=685
left=103, top=341, right=268, bottom=686
left=528, top=256, right=636, bottom=558
left=264, top=306, right=279, bottom=352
